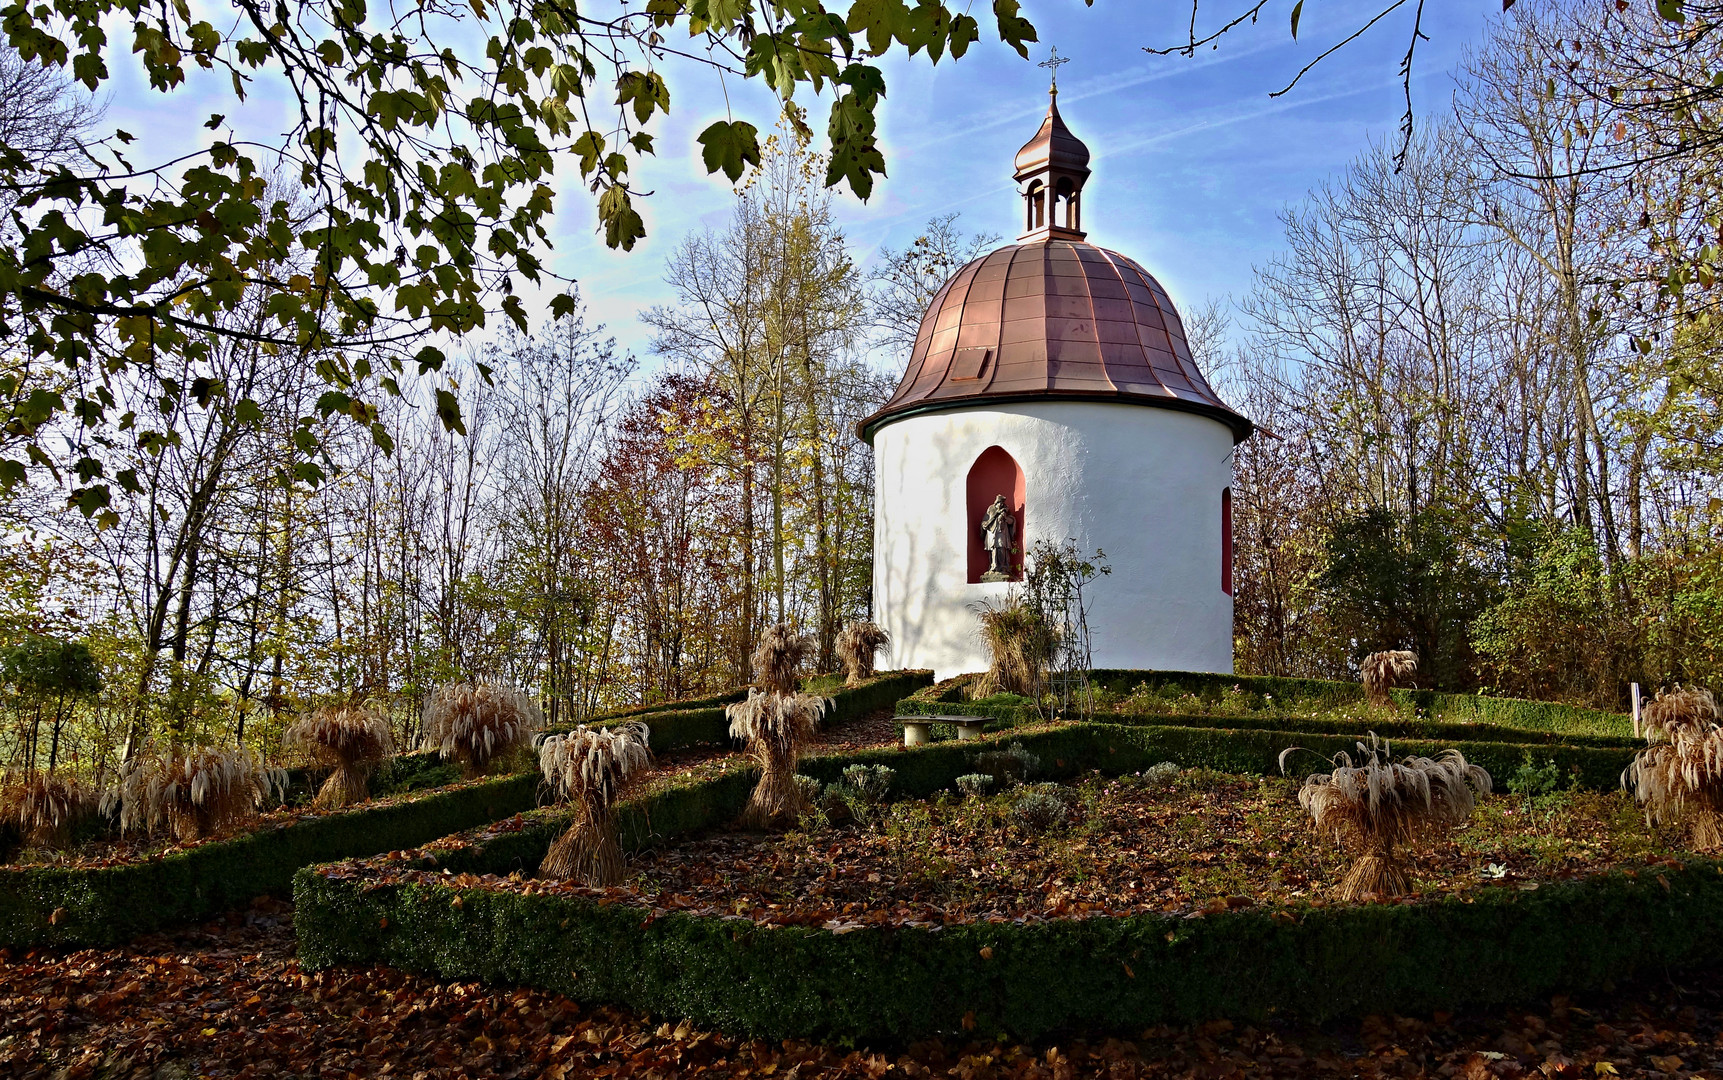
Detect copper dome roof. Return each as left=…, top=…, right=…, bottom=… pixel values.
left=858, top=238, right=1254, bottom=443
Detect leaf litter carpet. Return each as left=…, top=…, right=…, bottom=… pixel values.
left=3, top=899, right=1723, bottom=1078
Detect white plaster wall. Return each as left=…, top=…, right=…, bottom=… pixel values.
left=872, top=402, right=1235, bottom=679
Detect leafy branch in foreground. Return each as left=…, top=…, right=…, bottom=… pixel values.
left=0, top=0, right=1044, bottom=508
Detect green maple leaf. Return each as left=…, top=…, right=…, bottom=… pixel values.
left=697, top=120, right=761, bottom=182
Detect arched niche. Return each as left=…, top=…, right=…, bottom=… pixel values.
left=966, top=446, right=1026, bottom=584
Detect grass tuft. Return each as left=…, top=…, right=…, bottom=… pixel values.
left=1624, top=685, right=1723, bottom=849
left=285, top=705, right=396, bottom=809
left=538, top=721, right=653, bottom=884
left=108, top=746, right=283, bottom=841
left=421, top=681, right=542, bottom=777
left=1285, top=734, right=1491, bottom=901
left=835, top=622, right=890, bottom=687
left=1361, top=651, right=1417, bottom=707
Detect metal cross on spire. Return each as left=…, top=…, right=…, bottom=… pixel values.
left=1038, top=46, right=1070, bottom=94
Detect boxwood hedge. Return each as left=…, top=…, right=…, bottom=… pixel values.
left=900, top=700, right=1640, bottom=752
left=2, top=771, right=541, bottom=948
left=1086, top=669, right=1631, bottom=738
left=295, top=859, right=1723, bottom=1042
left=552, top=670, right=933, bottom=755
left=903, top=670, right=1633, bottom=741
left=295, top=721, right=1714, bottom=1043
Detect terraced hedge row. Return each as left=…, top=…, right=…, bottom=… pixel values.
left=1, top=771, right=540, bottom=949
left=899, top=697, right=1639, bottom=752
left=900, top=670, right=1633, bottom=741
left=296, top=721, right=1707, bottom=1043
left=1088, top=669, right=1632, bottom=737
left=551, top=670, right=933, bottom=755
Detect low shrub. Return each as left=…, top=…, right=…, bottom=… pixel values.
left=973, top=741, right=1041, bottom=787
left=954, top=773, right=995, bottom=799
left=1142, top=762, right=1181, bottom=789
left=1010, top=783, right=1078, bottom=834
left=842, top=764, right=895, bottom=805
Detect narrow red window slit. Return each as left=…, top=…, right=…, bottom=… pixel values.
left=1221, top=487, right=1233, bottom=596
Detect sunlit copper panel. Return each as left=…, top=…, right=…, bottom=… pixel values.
left=859, top=238, right=1253, bottom=443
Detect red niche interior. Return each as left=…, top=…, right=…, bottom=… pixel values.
left=1221, top=487, right=1233, bottom=596
left=966, top=446, right=1026, bottom=584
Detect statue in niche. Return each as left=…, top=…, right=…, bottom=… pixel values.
left=980, top=494, right=1018, bottom=582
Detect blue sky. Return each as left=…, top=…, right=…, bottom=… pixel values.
left=537, top=0, right=1498, bottom=367
left=99, top=0, right=1498, bottom=370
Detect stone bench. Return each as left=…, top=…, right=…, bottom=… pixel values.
left=893, top=714, right=992, bottom=746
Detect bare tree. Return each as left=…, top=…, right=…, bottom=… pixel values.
left=868, top=213, right=1000, bottom=355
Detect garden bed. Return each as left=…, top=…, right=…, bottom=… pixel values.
left=582, top=769, right=1681, bottom=928
left=1, top=767, right=543, bottom=948
left=296, top=724, right=1723, bottom=1043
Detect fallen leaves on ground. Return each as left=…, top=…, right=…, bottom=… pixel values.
left=434, top=770, right=1694, bottom=929
left=5, top=901, right=1723, bottom=1078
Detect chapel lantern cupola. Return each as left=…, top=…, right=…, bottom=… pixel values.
left=1013, top=67, right=1091, bottom=241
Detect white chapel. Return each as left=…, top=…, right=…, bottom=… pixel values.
left=858, top=86, right=1254, bottom=679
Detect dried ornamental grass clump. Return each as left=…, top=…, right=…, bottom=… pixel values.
left=108, top=746, right=284, bottom=841
left=835, top=621, right=890, bottom=687
left=1283, top=735, right=1491, bottom=902
left=420, top=681, right=543, bottom=777
left=752, top=623, right=814, bottom=696
left=0, top=770, right=96, bottom=850
left=1642, top=685, right=1718, bottom=733
left=974, top=599, right=1055, bottom=698
left=284, top=704, right=397, bottom=809
left=1624, top=686, right=1723, bottom=849
left=727, top=688, right=829, bottom=829
left=538, top=721, right=652, bottom=885
left=1360, top=650, right=1418, bottom=707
